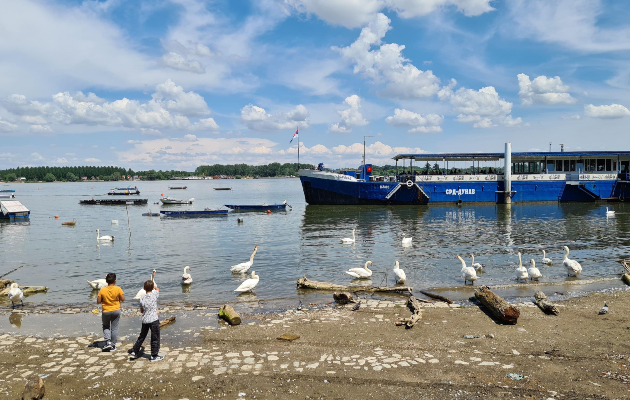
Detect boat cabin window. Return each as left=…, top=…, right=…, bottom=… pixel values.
left=547, top=161, right=555, bottom=172
left=606, top=159, right=612, bottom=171
left=555, top=160, right=563, bottom=172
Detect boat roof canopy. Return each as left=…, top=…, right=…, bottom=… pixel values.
left=393, top=151, right=630, bottom=162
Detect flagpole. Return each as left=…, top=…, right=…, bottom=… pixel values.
left=297, top=129, right=300, bottom=172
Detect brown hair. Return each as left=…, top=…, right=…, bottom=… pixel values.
left=106, top=273, right=116, bottom=284
left=143, top=280, right=154, bottom=292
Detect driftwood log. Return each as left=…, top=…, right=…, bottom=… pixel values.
left=218, top=305, right=242, bottom=326
left=622, top=274, right=630, bottom=286
left=401, top=296, right=423, bottom=329
left=420, top=290, right=453, bottom=304
left=0, top=279, right=12, bottom=289
left=474, top=286, right=520, bottom=325
left=0, top=285, right=48, bottom=298
left=159, top=316, right=176, bottom=329
left=534, top=291, right=559, bottom=315
left=333, top=292, right=356, bottom=304
left=297, top=277, right=412, bottom=294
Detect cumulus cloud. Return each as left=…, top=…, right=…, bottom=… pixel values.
left=333, top=13, right=441, bottom=99
left=85, top=158, right=101, bottom=162
left=385, top=108, right=443, bottom=133
left=55, top=157, right=68, bottom=163
left=29, top=152, right=44, bottom=161
left=29, top=124, right=53, bottom=133
left=241, top=104, right=309, bottom=132
left=160, top=52, right=205, bottom=74
left=329, top=95, right=369, bottom=133
left=285, top=0, right=494, bottom=28
left=517, top=74, right=576, bottom=105
left=584, top=104, right=630, bottom=119
left=0, top=118, right=18, bottom=132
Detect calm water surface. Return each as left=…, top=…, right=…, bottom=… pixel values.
left=1, top=179, right=629, bottom=306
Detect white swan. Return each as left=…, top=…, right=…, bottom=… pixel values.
left=8, top=283, right=24, bottom=308
left=234, top=271, right=259, bottom=292
left=606, top=207, right=615, bottom=216
left=346, top=261, right=373, bottom=279
left=96, top=229, right=114, bottom=242
left=134, top=269, right=156, bottom=299
left=528, top=259, right=542, bottom=281
left=393, top=261, right=406, bottom=284
left=471, top=254, right=484, bottom=272
left=458, top=255, right=477, bottom=285
left=401, top=233, right=412, bottom=245
left=341, top=229, right=356, bottom=244
left=563, top=246, right=582, bottom=277
left=87, top=278, right=108, bottom=290
left=231, top=245, right=257, bottom=273
left=182, top=266, right=193, bottom=285
left=516, top=252, right=528, bottom=281
left=541, top=250, right=552, bottom=266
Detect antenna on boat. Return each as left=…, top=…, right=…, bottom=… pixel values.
left=363, top=135, right=374, bottom=180
left=549, top=142, right=552, bottom=152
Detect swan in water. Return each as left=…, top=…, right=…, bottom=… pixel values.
left=87, top=278, right=108, bottom=290
left=528, top=259, right=542, bottom=281
left=541, top=250, right=552, bottom=266
left=606, top=207, right=615, bottom=216
left=458, top=256, right=477, bottom=285
left=182, top=266, right=193, bottom=285
left=134, top=269, right=156, bottom=299
left=401, top=233, right=412, bottom=246
left=515, top=252, right=528, bottom=282
left=231, top=245, right=258, bottom=273
left=341, top=229, right=356, bottom=244
left=346, top=261, right=373, bottom=279
left=234, top=271, right=259, bottom=293
left=393, top=261, right=406, bottom=284
left=471, top=254, right=484, bottom=272
left=96, top=229, right=114, bottom=242
left=8, top=283, right=24, bottom=308
left=563, top=246, right=582, bottom=277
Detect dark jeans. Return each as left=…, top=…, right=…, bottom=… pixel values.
left=131, top=320, right=160, bottom=357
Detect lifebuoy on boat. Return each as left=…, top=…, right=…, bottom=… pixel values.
left=406, top=180, right=413, bottom=188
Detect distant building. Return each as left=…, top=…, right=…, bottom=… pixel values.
left=81, top=176, right=88, bottom=181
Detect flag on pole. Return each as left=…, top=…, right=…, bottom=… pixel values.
left=290, top=127, right=298, bottom=143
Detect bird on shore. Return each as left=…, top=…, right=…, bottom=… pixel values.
left=458, top=256, right=478, bottom=285
left=515, top=252, right=528, bottom=282
left=235, top=271, right=259, bottom=293
left=96, top=229, right=114, bottom=242
left=8, top=283, right=24, bottom=309
left=528, top=259, right=542, bottom=281
left=606, top=207, right=615, bottom=216
left=393, top=261, right=406, bottom=284
left=181, top=266, right=193, bottom=285
left=541, top=250, right=552, bottom=266
left=134, top=269, right=156, bottom=299
left=471, top=254, right=484, bottom=272
left=231, top=245, right=257, bottom=273
left=341, top=229, right=356, bottom=244
left=346, top=261, right=373, bottom=279
left=351, top=301, right=361, bottom=311
left=401, top=233, right=412, bottom=246
left=87, top=278, right=108, bottom=290
left=563, top=246, right=582, bottom=277
left=599, top=302, right=609, bottom=315
left=297, top=300, right=303, bottom=311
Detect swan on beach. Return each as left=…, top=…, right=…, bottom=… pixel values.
left=471, top=254, right=484, bottom=272
left=458, top=256, right=477, bottom=285
left=341, top=229, right=356, bottom=244
left=182, top=266, right=193, bottom=285
left=393, top=261, right=406, bottom=284
left=542, top=250, right=552, bottom=266
left=528, top=259, right=542, bottom=281
left=87, top=278, right=108, bottom=290
left=346, top=261, right=373, bottom=279
left=401, top=233, right=412, bottom=246
left=606, top=207, right=615, bottom=216
left=8, top=283, right=24, bottom=308
left=563, top=246, right=582, bottom=277
left=516, top=252, right=528, bottom=282
left=96, top=229, right=114, bottom=242
left=235, top=271, right=259, bottom=293
left=134, top=269, right=156, bottom=299
left=230, top=245, right=257, bottom=273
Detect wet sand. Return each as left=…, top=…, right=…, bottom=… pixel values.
left=2, top=288, right=630, bottom=399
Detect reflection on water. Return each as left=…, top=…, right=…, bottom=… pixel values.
left=9, top=312, right=22, bottom=328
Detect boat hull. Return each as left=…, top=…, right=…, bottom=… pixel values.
left=225, top=204, right=287, bottom=210
left=160, top=210, right=228, bottom=217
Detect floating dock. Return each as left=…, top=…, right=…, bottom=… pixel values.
left=80, top=199, right=148, bottom=205
left=0, top=200, right=30, bottom=220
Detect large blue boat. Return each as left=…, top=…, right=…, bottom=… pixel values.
left=299, top=143, right=630, bottom=205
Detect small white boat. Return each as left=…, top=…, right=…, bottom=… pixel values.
left=160, top=197, right=194, bottom=205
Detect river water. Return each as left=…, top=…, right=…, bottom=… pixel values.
left=1, top=179, right=629, bottom=307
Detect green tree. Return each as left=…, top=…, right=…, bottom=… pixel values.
left=66, top=172, right=78, bottom=182
left=6, top=173, right=17, bottom=182
left=43, top=173, right=56, bottom=182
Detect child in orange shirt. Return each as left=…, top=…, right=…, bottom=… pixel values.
left=97, top=273, right=125, bottom=351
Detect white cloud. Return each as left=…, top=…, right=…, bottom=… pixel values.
left=285, top=0, right=494, bottom=28
left=385, top=108, right=443, bottom=133
left=21, top=115, right=47, bottom=124
left=329, top=95, right=369, bottom=133
left=562, top=115, right=581, bottom=120
left=584, top=104, right=630, bottom=119
left=333, top=13, right=441, bottom=99
left=160, top=52, right=205, bottom=74
left=85, top=158, right=101, bottom=163
left=517, top=74, right=576, bottom=106
left=250, top=146, right=274, bottom=155
left=151, top=79, right=210, bottom=117
left=241, top=104, right=309, bottom=132
left=0, top=118, right=18, bottom=132
left=29, top=124, right=53, bottom=133
left=55, top=157, right=68, bottom=163
left=29, top=152, right=44, bottom=161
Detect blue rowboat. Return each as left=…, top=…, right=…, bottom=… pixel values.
left=225, top=201, right=290, bottom=211
left=160, top=209, right=228, bottom=217
left=0, top=189, right=15, bottom=192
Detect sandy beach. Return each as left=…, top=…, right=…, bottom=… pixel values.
left=1, top=287, right=630, bottom=399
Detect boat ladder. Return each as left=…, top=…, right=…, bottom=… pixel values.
left=385, top=182, right=431, bottom=200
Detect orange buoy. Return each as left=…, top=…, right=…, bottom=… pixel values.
left=54, top=215, right=59, bottom=219
left=267, top=210, right=271, bottom=214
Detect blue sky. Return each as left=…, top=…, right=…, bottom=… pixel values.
left=1, top=0, right=630, bottom=170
